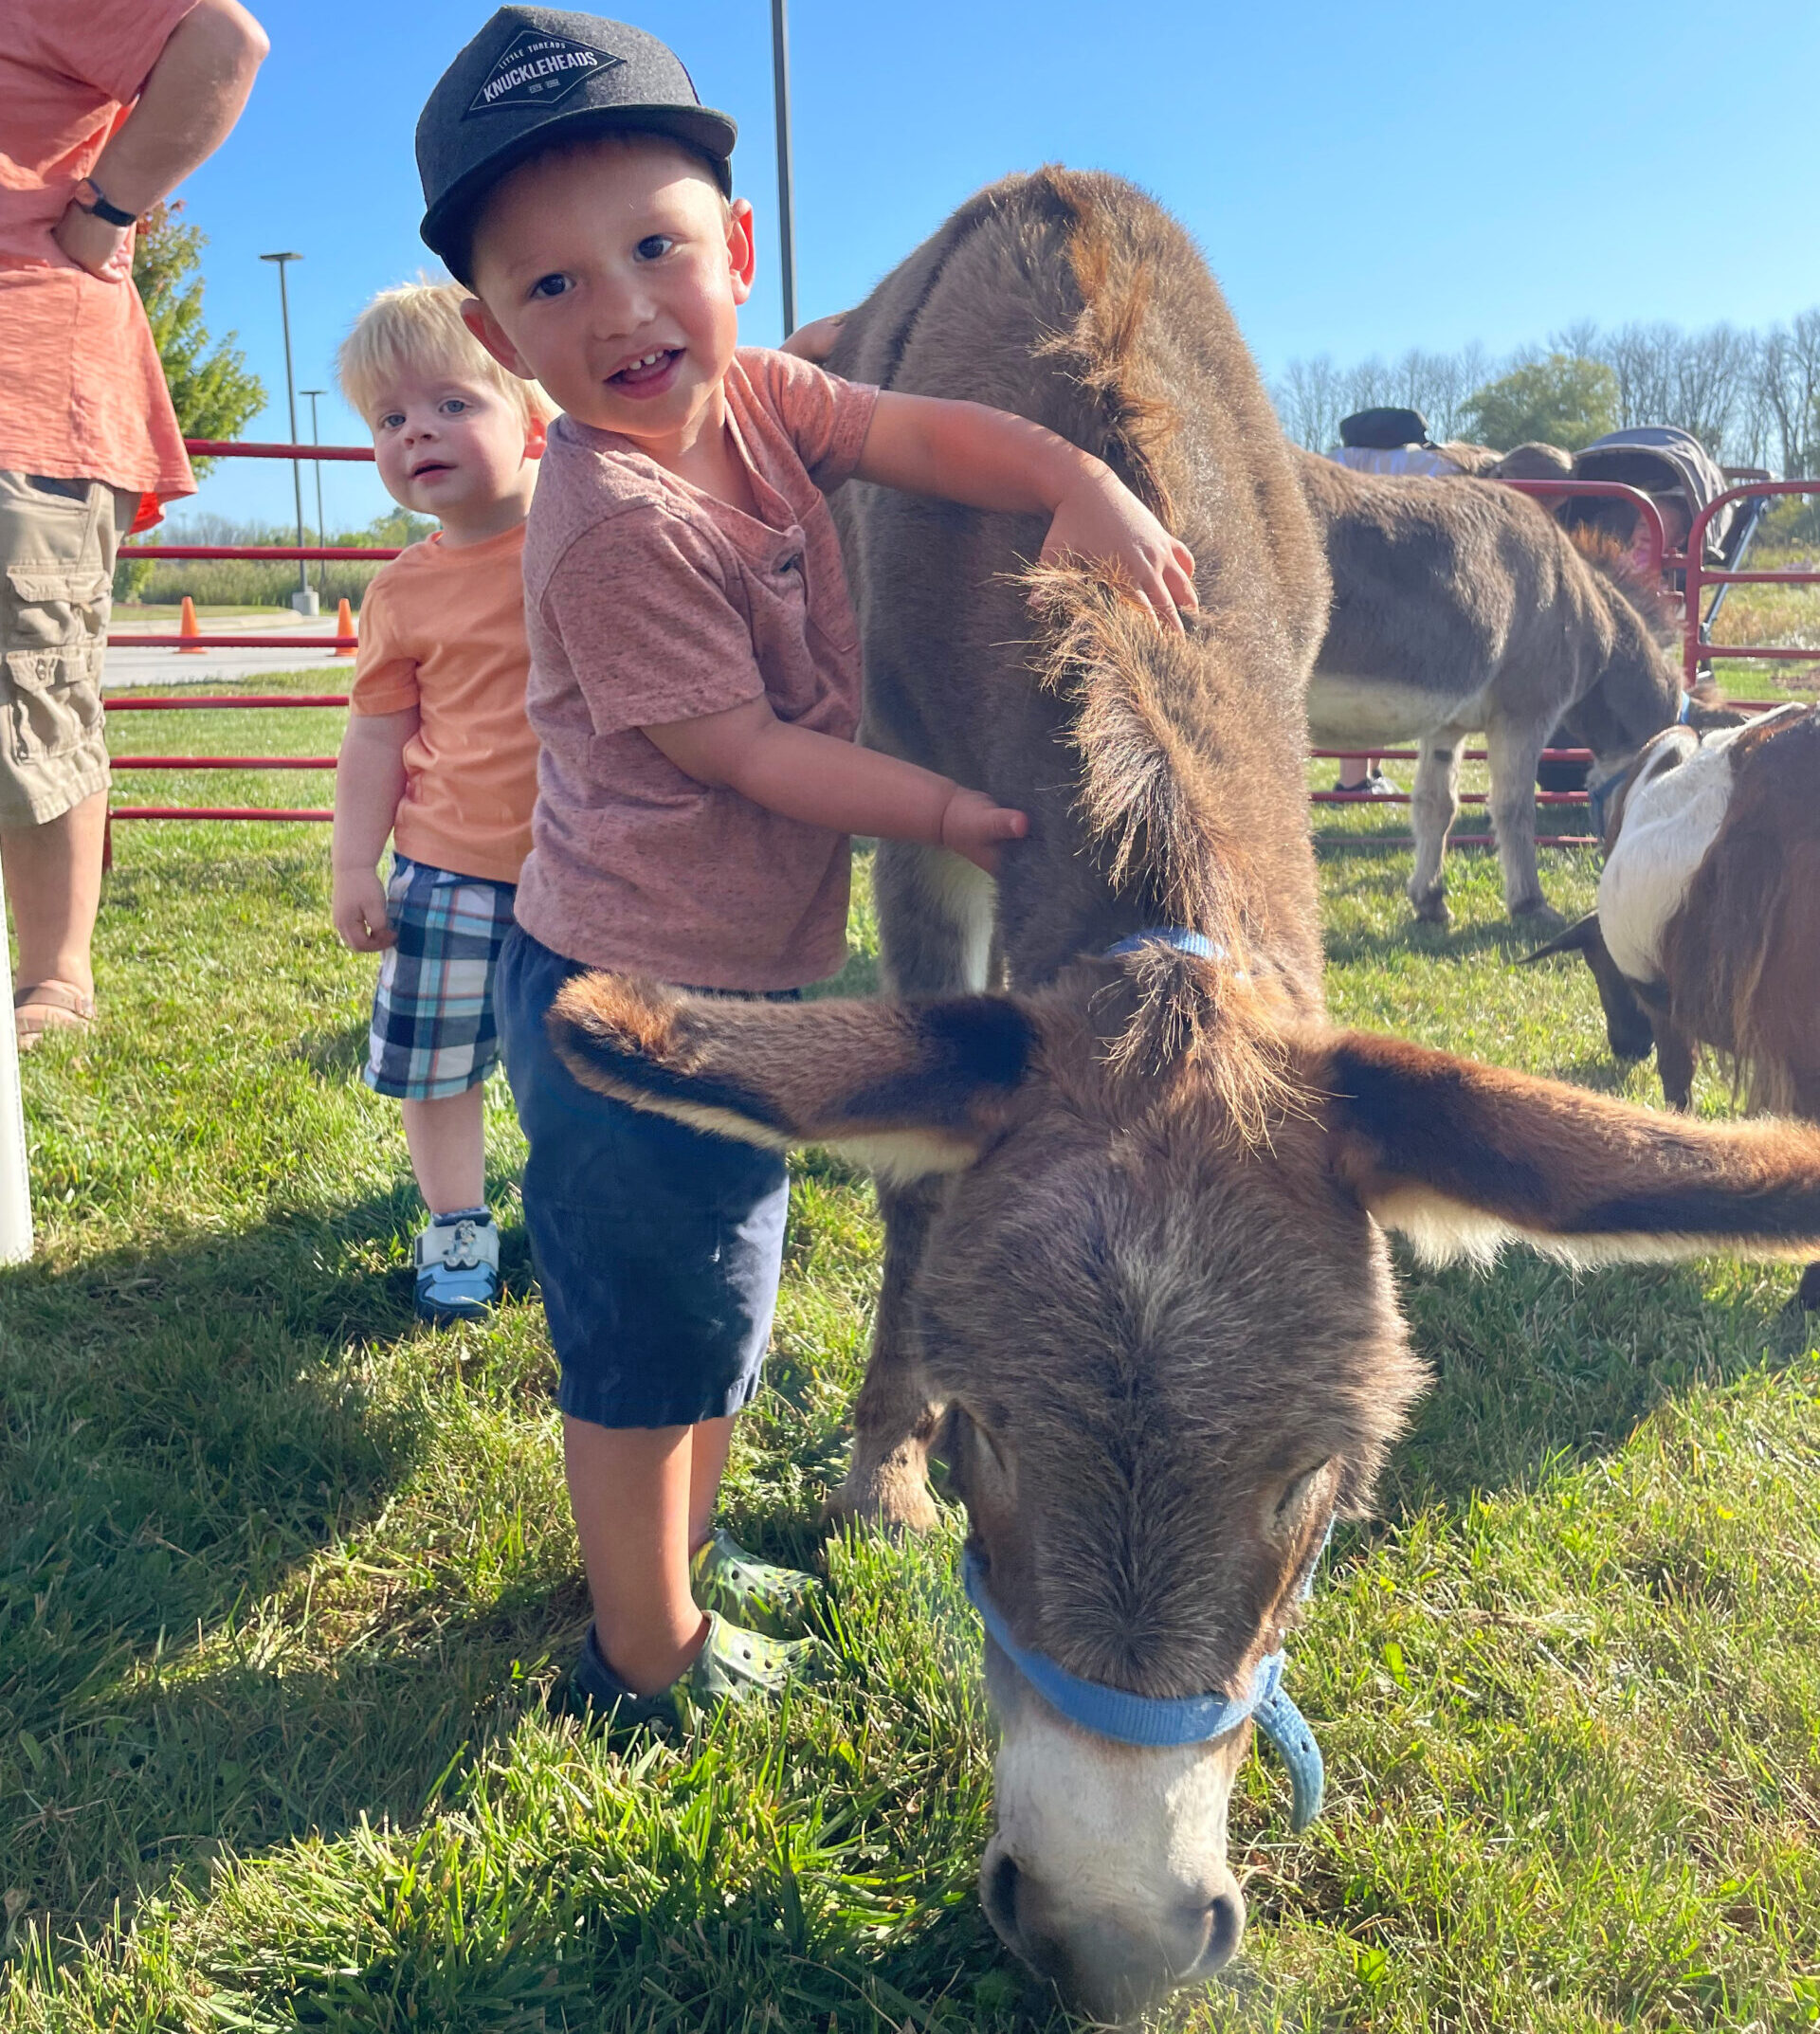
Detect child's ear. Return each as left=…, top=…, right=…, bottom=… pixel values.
left=461, top=294, right=532, bottom=379
left=524, top=414, right=548, bottom=460
left=727, top=197, right=756, bottom=306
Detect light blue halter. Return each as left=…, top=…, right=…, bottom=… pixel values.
left=1103, top=927, right=1223, bottom=962
left=1588, top=689, right=1693, bottom=837
left=962, top=1551, right=1326, bottom=1831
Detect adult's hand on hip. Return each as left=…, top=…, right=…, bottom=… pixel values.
left=52, top=202, right=132, bottom=281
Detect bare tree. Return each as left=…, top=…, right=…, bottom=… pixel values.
left=1602, top=322, right=1675, bottom=430
left=1273, top=354, right=1346, bottom=451
left=1673, top=324, right=1753, bottom=455
left=1756, top=311, right=1820, bottom=476
left=1272, top=309, right=1820, bottom=468
left=1549, top=318, right=1601, bottom=363
left=1342, top=355, right=1397, bottom=418
left=1398, top=342, right=1490, bottom=441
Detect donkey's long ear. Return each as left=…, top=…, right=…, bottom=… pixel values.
left=548, top=972, right=1037, bottom=1182
left=1314, top=1030, right=1820, bottom=1266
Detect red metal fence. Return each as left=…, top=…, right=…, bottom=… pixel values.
left=103, top=443, right=1819, bottom=848
left=105, top=439, right=385, bottom=823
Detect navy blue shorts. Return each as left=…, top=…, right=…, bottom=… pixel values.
left=495, top=922, right=792, bottom=1430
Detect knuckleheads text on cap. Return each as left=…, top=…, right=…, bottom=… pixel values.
left=465, top=26, right=623, bottom=118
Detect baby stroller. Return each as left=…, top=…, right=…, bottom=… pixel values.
left=1536, top=426, right=1775, bottom=792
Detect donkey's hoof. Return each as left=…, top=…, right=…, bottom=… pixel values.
left=1512, top=899, right=1567, bottom=935
left=1410, top=890, right=1451, bottom=928
left=826, top=1462, right=941, bottom=1535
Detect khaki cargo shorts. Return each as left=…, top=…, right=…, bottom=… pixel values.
left=0, top=469, right=135, bottom=827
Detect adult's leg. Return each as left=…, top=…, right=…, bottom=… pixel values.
left=1336, top=753, right=1385, bottom=791
left=2, top=789, right=107, bottom=1002
left=829, top=840, right=992, bottom=1530
left=400, top=1086, right=486, bottom=1213
left=0, top=474, right=127, bottom=1026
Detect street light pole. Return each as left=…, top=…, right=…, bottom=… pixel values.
left=300, top=389, right=328, bottom=596
left=259, top=251, right=313, bottom=613
left=770, top=0, right=797, bottom=337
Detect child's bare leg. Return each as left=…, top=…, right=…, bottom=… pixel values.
left=565, top=1414, right=711, bottom=1695
left=401, top=1087, right=485, bottom=1212
left=689, top=1413, right=736, bottom=1553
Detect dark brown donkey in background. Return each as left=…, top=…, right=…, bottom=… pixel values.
left=548, top=170, right=1820, bottom=2023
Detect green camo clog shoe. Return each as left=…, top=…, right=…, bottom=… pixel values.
left=690, top=1528, right=822, bottom=1640
left=683, top=1611, right=821, bottom=1708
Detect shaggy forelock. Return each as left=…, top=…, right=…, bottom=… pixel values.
left=920, top=1098, right=1427, bottom=1694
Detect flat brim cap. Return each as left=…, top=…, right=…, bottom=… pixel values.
left=417, top=9, right=737, bottom=278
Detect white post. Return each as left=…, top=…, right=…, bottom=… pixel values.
left=0, top=856, right=33, bottom=1262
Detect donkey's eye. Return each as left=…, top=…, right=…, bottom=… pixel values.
left=973, top=1416, right=1010, bottom=1477
left=1273, top=1459, right=1332, bottom=1526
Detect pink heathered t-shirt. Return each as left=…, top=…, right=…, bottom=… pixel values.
left=515, top=347, right=879, bottom=990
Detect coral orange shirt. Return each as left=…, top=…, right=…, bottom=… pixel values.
left=0, top=0, right=198, bottom=503
left=348, top=523, right=538, bottom=886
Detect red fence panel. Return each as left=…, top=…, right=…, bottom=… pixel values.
left=101, top=443, right=1815, bottom=846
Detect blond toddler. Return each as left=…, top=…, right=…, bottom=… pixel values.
left=331, top=281, right=555, bottom=1321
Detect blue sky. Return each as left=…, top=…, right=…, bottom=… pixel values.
left=166, top=0, right=1820, bottom=532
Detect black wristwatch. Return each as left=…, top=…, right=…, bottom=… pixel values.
left=73, top=177, right=137, bottom=228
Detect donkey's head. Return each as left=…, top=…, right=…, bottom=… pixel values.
left=549, top=960, right=1820, bottom=2021
left=1557, top=531, right=1686, bottom=789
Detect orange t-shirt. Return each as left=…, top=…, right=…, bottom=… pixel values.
left=348, top=523, right=538, bottom=886
left=0, top=0, right=198, bottom=501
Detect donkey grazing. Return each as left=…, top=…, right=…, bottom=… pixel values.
left=1298, top=450, right=1684, bottom=927
left=548, top=172, right=1820, bottom=2022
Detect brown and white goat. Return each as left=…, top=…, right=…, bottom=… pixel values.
left=1530, top=702, right=1820, bottom=1306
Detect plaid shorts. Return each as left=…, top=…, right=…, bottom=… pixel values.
left=364, top=856, right=517, bottom=1100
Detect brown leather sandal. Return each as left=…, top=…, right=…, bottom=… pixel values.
left=13, top=980, right=95, bottom=1050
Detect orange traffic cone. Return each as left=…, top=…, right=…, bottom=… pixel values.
left=177, top=593, right=205, bottom=653
left=333, top=595, right=356, bottom=659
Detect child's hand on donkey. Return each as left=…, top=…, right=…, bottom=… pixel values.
left=780, top=312, right=845, bottom=364
left=332, top=867, right=398, bottom=953
left=1040, top=465, right=1198, bottom=634
left=939, top=786, right=1028, bottom=876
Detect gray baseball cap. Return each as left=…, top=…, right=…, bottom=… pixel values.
left=416, top=9, right=737, bottom=281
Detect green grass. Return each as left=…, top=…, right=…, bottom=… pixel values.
left=4, top=683, right=1819, bottom=2031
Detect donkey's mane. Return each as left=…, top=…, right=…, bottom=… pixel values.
left=1566, top=526, right=1683, bottom=654
left=1010, top=173, right=1295, bottom=1142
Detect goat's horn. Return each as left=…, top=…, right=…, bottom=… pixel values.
left=1519, top=912, right=1602, bottom=964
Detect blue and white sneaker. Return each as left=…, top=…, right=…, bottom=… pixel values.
left=413, top=1208, right=500, bottom=1323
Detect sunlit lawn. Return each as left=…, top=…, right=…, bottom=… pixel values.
left=3, top=678, right=1817, bottom=2031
